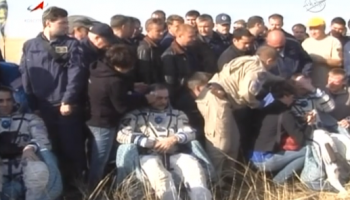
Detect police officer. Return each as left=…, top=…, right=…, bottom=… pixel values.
left=215, top=13, right=233, bottom=49
left=195, top=46, right=281, bottom=179
left=19, top=6, right=86, bottom=188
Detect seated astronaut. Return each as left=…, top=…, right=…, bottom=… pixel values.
left=291, top=74, right=335, bottom=121
left=0, top=86, right=52, bottom=200
left=292, top=74, right=350, bottom=194
left=117, top=84, right=212, bottom=200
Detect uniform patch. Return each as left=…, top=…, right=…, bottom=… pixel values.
left=55, top=46, right=68, bottom=53
left=1, top=118, right=11, bottom=129
left=121, top=118, right=131, bottom=126
left=154, top=116, right=163, bottom=124
left=221, top=15, right=227, bottom=20
left=250, top=80, right=262, bottom=94
left=34, top=124, right=46, bottom=130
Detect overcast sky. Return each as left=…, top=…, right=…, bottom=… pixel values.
left=4, top=0, right=347, bottom=38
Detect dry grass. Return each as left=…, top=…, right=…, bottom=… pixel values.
left=72, top=163, right=350, bottom=200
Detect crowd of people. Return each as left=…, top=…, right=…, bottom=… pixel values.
left=0, top=5, right=350, bottom=200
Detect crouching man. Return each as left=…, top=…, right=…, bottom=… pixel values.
left=0, top=86, right=61, bottom=200
left=117, top=84, right=212, bottom=200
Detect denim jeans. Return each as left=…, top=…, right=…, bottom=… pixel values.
left=253, top=147, right=306, bottom=184
left=88, top=126, right=116, bottom=190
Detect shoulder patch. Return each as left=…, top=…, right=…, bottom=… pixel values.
left=249, top=80, right=262, bottom=95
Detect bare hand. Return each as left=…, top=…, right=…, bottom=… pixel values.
left=134, top=82, right=148, bottom=93
left=22, top=146, right=40, bottom=161
left=338, top=119, right=350, bottom=129
left=60, top=103, right=72, bottom=116
left=154, top=137, right=177, bottom=153
left=305, top=111, right=316, bottom=125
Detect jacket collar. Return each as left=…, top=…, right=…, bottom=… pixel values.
left=144, top=36, right=158, bottom=47
left=170, top=41, right=186, bottom=55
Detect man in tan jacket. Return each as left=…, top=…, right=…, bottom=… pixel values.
left=196, top=46, right=281, bottom=178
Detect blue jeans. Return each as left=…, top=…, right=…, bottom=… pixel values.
left=253, top=147, right=306, bottom=184
left=88, top=126, right=116, bottom=190
left=39, top=104, right=86, bottom=186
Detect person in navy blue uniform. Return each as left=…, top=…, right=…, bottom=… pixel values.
left=159, top=15, right=184, bottom=51
left=196, top=14, right=226, bottom=58
left=19, top=6, right=86, bottom=191
left=215, top=13, right=233, bottom=49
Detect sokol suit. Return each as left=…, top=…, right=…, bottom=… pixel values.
left=0, top=112, right=51, bottom=200
left=117, top=107, right=212, bottom=200
left=293, top=88, right=350, bottom=193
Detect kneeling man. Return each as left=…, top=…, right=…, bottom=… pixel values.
left=0, top=86, right=52, bottom=200
left=117, top=84, right=212, bottom=200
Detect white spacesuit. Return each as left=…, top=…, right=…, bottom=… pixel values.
left=0, top=112, right=51, bottom=200
left=117, top=107, right=212, bottom=200
left=293, top=88, right=350, bottom=194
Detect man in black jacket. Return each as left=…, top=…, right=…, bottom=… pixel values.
left=110, top=15, right=135, bottom=46
left=217, top=28, right=253, bottom=71
left=136, top=18, right=165, bottom=84
left=159, top=15, right=184, bottom=51
left=130, top=17, right=145, bottom=46
left=161, top=24, right=198, bottom=112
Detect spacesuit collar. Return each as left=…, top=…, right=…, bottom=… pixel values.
left=147, top=105, right=172, bottom=113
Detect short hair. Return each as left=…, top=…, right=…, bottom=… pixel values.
left=247, top=16, right=264, bottom=28
left=166, top=15, right=184, bottom=25
left=270, top=80, right=296, bottom=99
left=292, top=23, right=306, bottom=31
left=256, top=45, right=278, bottom=61
left=42, top=6, right=68, bottom=27
left=187, top=72, right=212, bottom=89
left=0, top=85, right=13, bottom=95
left=196, top=14, right=213, bottom=23
left=185, top=10, right=200, bottom=18
left=331, top=17, right=346, bottom=26
left=145, top=18, right=165, bottom=31
left=234, top=19, right=246, bottom=26
left=329, top=68, right=346, bottom=76
left=149, top=83, right=168, bottom=92
left=232, top=28, right=253, bottom=40
left=268, top=14, right=284, bottom=21
left=105, top=44, right=136, bottom=69
left=152, top=10, right=166, bottom=19
left=348, top=19, right=350, bottom=29
left=110, top=15, right=132, bottom=28
left=176, top=24, right=195, bottom=36
left=131, top=17, right=141, bottom=25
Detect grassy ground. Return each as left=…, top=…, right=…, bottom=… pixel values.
left=68, top=165, right=350, bottom=200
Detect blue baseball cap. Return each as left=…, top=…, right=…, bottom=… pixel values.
left=216, top=13, right=231, bottom=25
